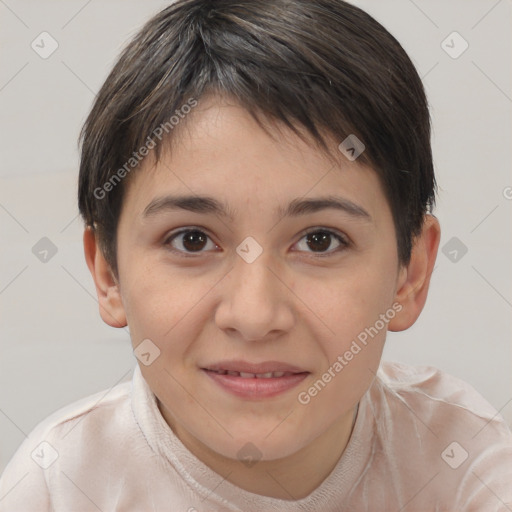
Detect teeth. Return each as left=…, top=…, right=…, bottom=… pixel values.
left=210, top=369, right=294, bottom=378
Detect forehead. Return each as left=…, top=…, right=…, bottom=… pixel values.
left=120, top=95, right=390, bottom=225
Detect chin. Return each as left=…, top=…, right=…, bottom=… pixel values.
left=198, top=425, right=311, bottom=463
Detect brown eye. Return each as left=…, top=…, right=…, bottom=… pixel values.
left=295, top=229, right=348, bottom=255
left=306, top=231, right=331, bottom=252
left=165, top=229, right=217, bottom=254
left=181, top=230, right=207, bottom=251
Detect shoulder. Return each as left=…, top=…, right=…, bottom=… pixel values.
left=367, top=360, right=512, bottom=508
left=376, top=360, right=505, bottom=422
left=0, top=373, right=136, bottom=511
left=1, top=373, right=135, bottom=475
left=27, top=372, right=133, bottom=442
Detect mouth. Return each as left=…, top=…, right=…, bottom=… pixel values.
left=201, top=360, right=310, bottom=399
left=205, top=369, right=299, bottom=378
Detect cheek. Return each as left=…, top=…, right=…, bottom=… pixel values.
left=306, top=253, right=397, bottom=406
left=294, top=270, right=392, bottom=420
left=118, top=255, right=188, bottom=343
left=119, top=254, right=223, bottom=358
left=298, top=259, right=396, bottom=351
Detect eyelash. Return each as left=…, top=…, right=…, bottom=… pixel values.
left=163, top=227, right=350, bottom=259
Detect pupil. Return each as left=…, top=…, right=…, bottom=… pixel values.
left=307, top=232, right=330, bottom=252
left=183, top=231, right=207, bottom=251
left=180, top=231, right=332, bottom=253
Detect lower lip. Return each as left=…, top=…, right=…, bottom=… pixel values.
left=202, top=369, right=309, bottom=399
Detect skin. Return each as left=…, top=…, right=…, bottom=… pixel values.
left=84, top=94, right=440, bottom=500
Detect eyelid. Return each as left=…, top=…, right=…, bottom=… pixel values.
left=163, top=226, right=219, bottom=257
left=294, top=227, right=350, bottom=257
left=299, top=226, right=349, bottom=243
left=163, top=226, right=350, bottom=257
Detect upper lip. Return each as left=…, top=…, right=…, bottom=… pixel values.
left=202, top=360, right=308, bottom=374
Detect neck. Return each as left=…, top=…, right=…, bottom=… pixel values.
left=160, top=402, right=359, bottom=500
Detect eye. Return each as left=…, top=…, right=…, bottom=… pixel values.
left=164, top=228, right=218, bottom=256
left=164, top=227, right=349, bottom=258
left=293, top=229, right=349, bottom=256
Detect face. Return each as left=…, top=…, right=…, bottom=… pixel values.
left=113, top=94, right=403, bottom=462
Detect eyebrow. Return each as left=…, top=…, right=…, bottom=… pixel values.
left=142, top=194, right=372, bottom=222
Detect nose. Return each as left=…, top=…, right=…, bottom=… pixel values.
left=214, top=251, right=295, bottom=342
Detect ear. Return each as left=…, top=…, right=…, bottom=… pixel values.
left=83, top=226, right=127, bottom=328
left=388, top=214, right=441, bottom=332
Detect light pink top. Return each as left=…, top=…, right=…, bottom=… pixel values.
left=1, top=360, right=511, bottom=511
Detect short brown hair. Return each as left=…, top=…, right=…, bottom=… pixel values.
left=78, top=0, right=436, bottom=276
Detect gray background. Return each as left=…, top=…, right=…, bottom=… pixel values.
left=1, top=0, right=511, bottom=474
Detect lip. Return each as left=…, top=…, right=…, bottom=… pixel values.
left=201, top=360, right=310, bottom=399
left=203, top=360, right=307, bottom=374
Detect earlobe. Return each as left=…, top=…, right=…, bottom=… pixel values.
left=83, top=227, right=127, bottom=328
left=388, top=215, right=441, bottom=332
